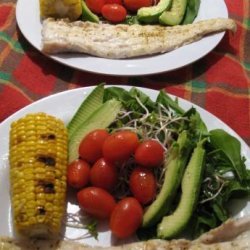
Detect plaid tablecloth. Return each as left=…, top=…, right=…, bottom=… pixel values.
left=0, top=0, right=249, bottom=145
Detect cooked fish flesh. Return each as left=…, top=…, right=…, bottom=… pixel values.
left=1, top=216, right=250, bottom=250
left=41, top=18, right=236, bottom=59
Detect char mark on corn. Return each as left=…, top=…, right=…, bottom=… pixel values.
left=9, top=113, right=68, bottom=238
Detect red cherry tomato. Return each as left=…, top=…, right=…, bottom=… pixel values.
left=106, top=0, right=122, bottom=4
left=103, top=130, right=139, bottom=163
left=85, top=0, right=107, bottom=14
left=67, top=159, right=90, bottom=189
left=79, top=129, right=109, bottom=164
left=110, top=197, right=143, bottom=239
left=135, top=139, right=164, bottom=168
left=123, top=0, right=152, bottom=12
left=101, top=4, right=127, bottom=23
left=90, top=158, right=118, bottom=191
left=77, top=187, right=116, bottom=219
left=129, top=167, right=157, bottom=205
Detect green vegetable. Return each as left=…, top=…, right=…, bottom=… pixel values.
left=137, top=0, right=172, bottom=24
left=191, top=129, right=250, bottom=237
left=67, top=84, right=104, bottom=138
left=159, top=0, right=188, bottom=26
left=104, top=86, right=156, bottom=113
left=124, top=15, right=140, bottom=25
left=210, top=129, right=247, bottom=181
left=68, top=99, right=121, bottom=163
left=156, top=90, right=185, bottom=115
left=77, top=86, right=250, bottom=239
left=157, top=139, right=206, bottom=238
left=142, top=131, right=193, bottom=228
left=81, top=0, right=99, bottom=23
left=182, top=0, right=200, bottom=24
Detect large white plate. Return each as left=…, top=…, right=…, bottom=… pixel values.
left=16, top=0, right=228, bottom=76
left=0, top=86, right=249, bottom=246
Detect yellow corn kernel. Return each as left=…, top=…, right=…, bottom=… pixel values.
left=9, top=112, right=68, bottom=238
left=40, top=0, right=82, bottom=21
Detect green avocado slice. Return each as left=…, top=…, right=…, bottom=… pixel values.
left=159, top=0, right=187, bottom=26
left=81, top=0, right=99, bottom=23
left=67, top=84, right=104, bottom=139
left=157, top=140, right=206, bottom=239
left=68, top=99, right=121, bottom=163
left=137, top=0, right=172, bottom=24
left=142, top=131, right=193, bottom=228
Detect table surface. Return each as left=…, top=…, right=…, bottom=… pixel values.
left=0, top=0, right=249, bottom=147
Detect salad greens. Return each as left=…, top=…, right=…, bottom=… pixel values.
left=71, top=84, right=250, bottom=239
left=103, top=85, right=250, bottom=238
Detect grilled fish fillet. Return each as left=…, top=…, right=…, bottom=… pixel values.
left=1, top=216, right=250, bottom=250
left=41, top=18, right=236, bottom=59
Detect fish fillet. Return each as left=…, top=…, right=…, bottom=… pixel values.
left=41, top=18, right=236, bottom=59
left=1, top=216, right=250, bottom=250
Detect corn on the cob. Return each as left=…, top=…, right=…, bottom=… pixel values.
left=40, top=0, right=82, bottom=21
left=9, top=113, right=68, bottom=238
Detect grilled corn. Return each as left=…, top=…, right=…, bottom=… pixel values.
left=40, top=0, right=82, bottom=21
left=9, top=113, right=68, bottom=238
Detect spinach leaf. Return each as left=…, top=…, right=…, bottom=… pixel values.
left=191, top=213, right=218, bottom=238
left=222, top=180, right=250, bottom=201
left=104, top=86, right=155, bottom=113
left=210, top=129, right=247, bottom=181
left=129, top=87, right=156, bottom=112
left=156, top=90, right=185, bottom=115
left=211, top=196, right=228, bottom=222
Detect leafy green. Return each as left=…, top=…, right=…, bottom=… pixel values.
left=102, top=86, right=250, bottom=239
left=156, top=90, right=185, bottom=115
left=86, top=220, right=98, bottom=240
left=124, top=15, right=140, bottom=25
left=104, top=86, right=155, bottom=113
left=210, top=129, right=247, bottom=181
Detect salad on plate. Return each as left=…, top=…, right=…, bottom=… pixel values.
left=3, top=85, right=250, bottom=249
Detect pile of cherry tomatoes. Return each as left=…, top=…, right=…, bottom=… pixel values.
left=85, top=0, right=153, bottom=23
left=67, top=129, right=165, bottom=239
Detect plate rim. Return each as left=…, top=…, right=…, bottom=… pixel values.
left=16, top=0, right=228, bottom=76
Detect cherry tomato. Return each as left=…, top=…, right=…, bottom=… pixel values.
left=79, top=129, right=109, bottom=164
left=67, top=159, right=90, bottom=189
left=103, top=130, right=139, bottom=163
left=135, top=139, right=164, bottom=168
left=129, top=167, right=157, bottom=205
left=123, top=0, right=152, bottom=12
left=110, top=197, right=143, bottom=239
left=90, top=158, right=118, bottom=191
left=77, top=187, right=116, bottom=219
left=106, top=0, right=123, bottom=4
left=85, top=0, right=107, bottom=14
left=101, top=4, right=127, bottom=23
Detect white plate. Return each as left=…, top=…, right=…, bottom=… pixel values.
left=0, top=86, right=249, bottom=246
left=16, top=0, right=228, bottom=76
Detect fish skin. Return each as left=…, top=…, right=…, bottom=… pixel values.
left=41, top=18, right=236, bottom=59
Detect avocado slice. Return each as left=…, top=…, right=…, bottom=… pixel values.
left=182, top=0, right=200, bottom=24
left=68, top=99, right=121, bottom=163
left=142, top=131, right=193, bottom=228
left=81, top=0, right=99, bottom=23
left=67, top=84, right=104, bottom=139
left=137, top=0, right=172, bottom=24
left=157, top=139, right=206, bottom=239
left=159, top=0, right=187, bottom=26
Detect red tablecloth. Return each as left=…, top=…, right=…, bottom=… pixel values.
left=0, top=0, right=249, bottom=145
